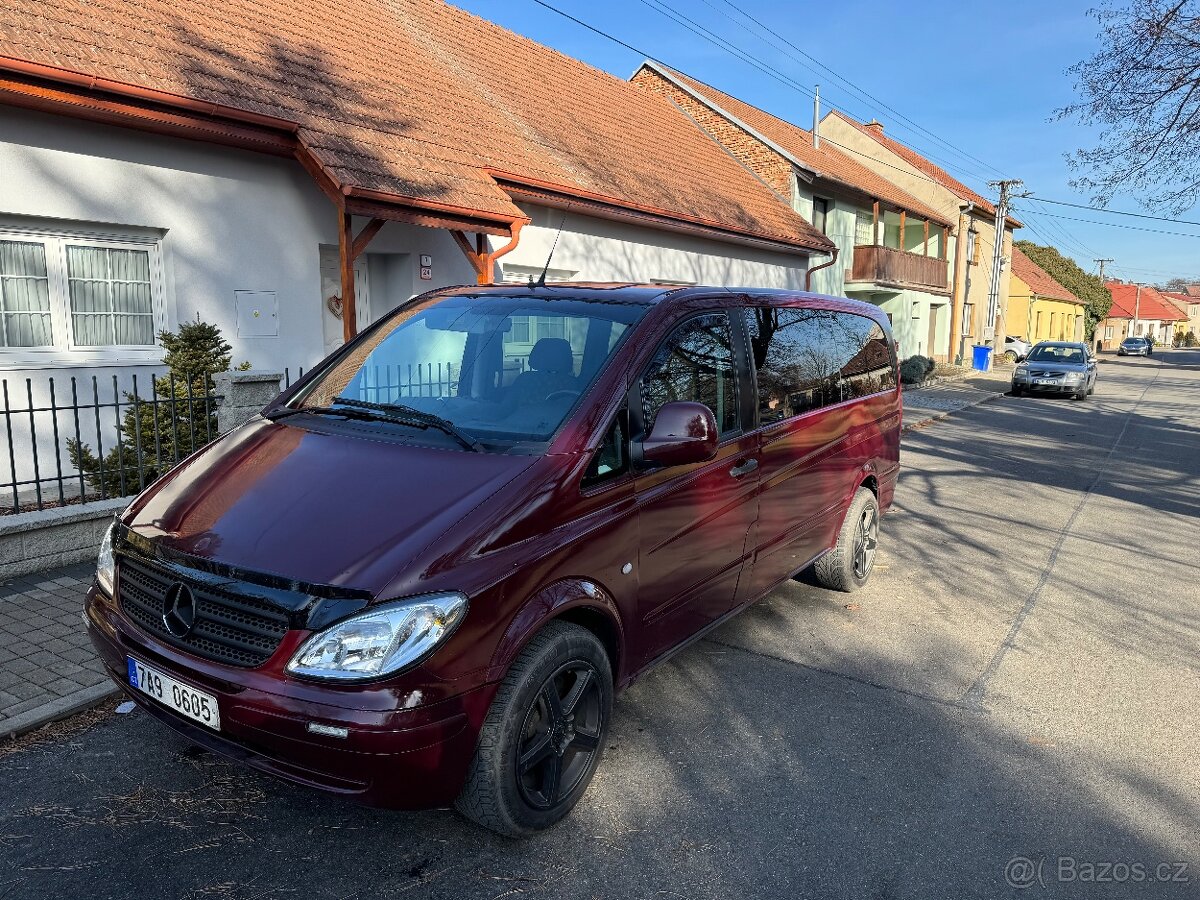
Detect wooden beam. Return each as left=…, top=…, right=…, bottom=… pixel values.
left=923, top=219, right=930, bottom=256
left=338, top=210, right=357, bottom=344
left=351, top=217, right=385, bottom=261
left=941, top=226, right=949, bottom=261
left=899, top=210, right=906, bottom=251
left=872, top=201, right=880, bottom=246
left=451, top=230, right=487, bottom=279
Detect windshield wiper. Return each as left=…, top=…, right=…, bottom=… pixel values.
left=332, top=396, right=484, bottom=452
left=268, top=399, right=483, bottom=452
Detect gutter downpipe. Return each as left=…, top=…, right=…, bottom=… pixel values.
left=805, top=247, right=839, bottom=291
left=948, top=201, right=974, bottom=363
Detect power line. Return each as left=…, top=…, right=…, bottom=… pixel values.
left=1029, top=196, right=1200, bottom=228
left=696, top=0, right=1005, bottom=182
left=1010, top=207, right=1200, bottom=239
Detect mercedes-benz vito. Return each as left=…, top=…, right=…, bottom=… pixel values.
left=86, top=284, right=901, bottom=836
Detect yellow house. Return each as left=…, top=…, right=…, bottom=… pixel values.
left=1006, top=247, right=1086, bottom=355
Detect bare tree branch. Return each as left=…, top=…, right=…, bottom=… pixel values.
left=1057, top=0, right=1200, bottom=213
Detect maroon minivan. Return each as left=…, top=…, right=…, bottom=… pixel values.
left=86, top=284, right=900, bottom=835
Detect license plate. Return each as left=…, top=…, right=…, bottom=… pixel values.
left=126, top=657, right=221, bottom=730
left=1034, top=378, right=1056, bottom=385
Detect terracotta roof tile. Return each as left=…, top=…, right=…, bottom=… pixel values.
left=646, top=66, right=953, bottom=227
left=0, top=0, right=832, bottom=251
left=1010, top=247, right=1081, bottom=304
left=1105, top=282, right=1189, bottom=321
left=826, top=110, right=1023, bottom=227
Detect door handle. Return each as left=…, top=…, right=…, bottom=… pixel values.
left=729, top=458, right=759, bottom=478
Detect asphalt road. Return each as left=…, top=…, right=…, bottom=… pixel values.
left=2, top=351, right=1198, bottom=900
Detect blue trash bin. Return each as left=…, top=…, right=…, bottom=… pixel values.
left=972, top=344, right=993, bottom=371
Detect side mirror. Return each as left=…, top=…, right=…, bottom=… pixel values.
left=642, top=401, right=719, bottom=467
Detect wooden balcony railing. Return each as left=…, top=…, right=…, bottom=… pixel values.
left=849, top=245, right=950, bottom=293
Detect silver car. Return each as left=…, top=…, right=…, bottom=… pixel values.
left=1011, top=342, right=1098, bottom=400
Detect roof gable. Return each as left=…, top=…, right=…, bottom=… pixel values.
left=1105, top=282, right=1188, bottom=321
left=827, top=110, right=1023, bottom=228
left=0, top=0, right=831, bottom=252
left=638, top=64, right=952, bottom=226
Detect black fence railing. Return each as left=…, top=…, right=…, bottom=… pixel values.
left=1, top=367, right=306, bottom=516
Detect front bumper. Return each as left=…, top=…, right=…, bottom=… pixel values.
left=85, top=584, right=495, bottom=809
left=1013, top=377, right=1085, bottom=394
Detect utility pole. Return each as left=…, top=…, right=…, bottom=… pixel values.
left=1094, top=258, right=1114, bottom=281
left=985, top=180, right=1027, bottom=352
left=1133, top=282, right=1142, bottom=336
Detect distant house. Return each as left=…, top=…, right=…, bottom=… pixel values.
left=1103, top=283, right=1188, bottom=345
left=631, top=63, right=955, bottom=359
left=818, top=113, right=1021, bottom=365
left=1007, top=248, right=1086, bottom=347
left=1161, top=292, right=1200, bottom=339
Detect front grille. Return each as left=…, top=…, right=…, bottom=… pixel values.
left=118, top=557, right=292, bottom=667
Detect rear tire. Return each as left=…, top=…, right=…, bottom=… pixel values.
left=1004, top=350, right=1018, bottom=362
left=814, top=488, right=880, bottom=593
left=456, top=621, right=612, bottom=837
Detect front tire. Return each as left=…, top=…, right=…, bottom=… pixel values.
left=814, top=488, right=880, bottom=593
left=456, top=621, right=612, bottom=837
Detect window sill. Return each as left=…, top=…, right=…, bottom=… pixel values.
left=0, top=349, right=164, bottom=372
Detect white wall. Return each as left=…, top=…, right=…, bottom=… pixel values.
left=493, top=204, right=808, bottom=289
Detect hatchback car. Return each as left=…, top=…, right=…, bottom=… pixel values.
left=1118, top=337, right=1153, bottom=357
left=1003, top=335, right=1031, bottom=362
left=1011, top=341, right=1098, bottom=399
left=85, top=284, right=901, bottom=836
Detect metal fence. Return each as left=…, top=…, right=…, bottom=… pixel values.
left=0, top=367, right=306, bottom=515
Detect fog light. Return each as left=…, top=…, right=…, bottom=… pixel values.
left=306, top=722, right=349, bottom=739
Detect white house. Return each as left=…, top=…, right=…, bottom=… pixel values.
left=0, top=0, right=833, bottom=501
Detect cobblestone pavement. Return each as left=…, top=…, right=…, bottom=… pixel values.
left=902, top=369, right=1011, bottom=428
left=0, top=561, right=113, bottom=737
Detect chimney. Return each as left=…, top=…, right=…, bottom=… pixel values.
left=865, top=119, right=884, bottom=134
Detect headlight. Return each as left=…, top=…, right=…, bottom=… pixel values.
left=287, top=592, right=468, bottom=680
left=1015, top=366, right=1028, bottom=375
left=1064, top=372, right=1083, bottom=382
left=97, top=522, right=116, bottom=595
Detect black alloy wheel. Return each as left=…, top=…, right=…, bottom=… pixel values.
left=515, top=662, right=603, bottom=810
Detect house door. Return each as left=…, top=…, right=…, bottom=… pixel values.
left=319, top=248, right=370, bottom=357
left=927, top=305, right=941, bottom=360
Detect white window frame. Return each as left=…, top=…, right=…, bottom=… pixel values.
left=0, top=224, right=167, bottom=369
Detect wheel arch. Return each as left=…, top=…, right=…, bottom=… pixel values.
left=487, top=579, right=626, bottom=686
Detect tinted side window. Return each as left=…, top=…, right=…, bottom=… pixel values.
left=641, top=313, right=739, bottom=436
left=747, top=307, right=894, bottom=424
left=840, top=319, right=897, bottom=398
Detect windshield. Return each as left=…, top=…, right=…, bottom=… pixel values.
left=1122, top=338, right=1144, bottom=344
left=1027, top=345, right=1085, bottom=364
left=294, top=292, right=649, bottom=445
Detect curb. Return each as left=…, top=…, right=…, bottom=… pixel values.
left=902, top=390, right=1006, bottom=433
left=0, top=681, right=118, bottom=741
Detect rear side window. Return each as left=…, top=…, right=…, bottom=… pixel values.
left=746, top=307, right=895, bottom=424
left=641, top=313, right=739, bottom=436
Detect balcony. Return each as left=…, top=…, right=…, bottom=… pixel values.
left=847, top=245, right=950, bottom=295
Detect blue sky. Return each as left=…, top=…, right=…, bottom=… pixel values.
left=452, top=0, right=1200, bottom=285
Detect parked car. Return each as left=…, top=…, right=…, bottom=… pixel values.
left=1003, top=335, right=1031, bottom=362
left=1011, top=341, right=1098, bottom=399
left=85, top=285, right=901, bottom=836
left=1118, top=337, right=1153, bottom=357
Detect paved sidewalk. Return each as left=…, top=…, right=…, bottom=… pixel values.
left=0, top=561, right=115, bottom=739
left=902, top=369, right=1010, bottom=430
